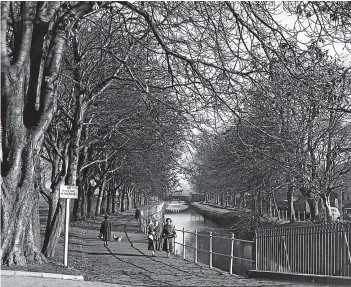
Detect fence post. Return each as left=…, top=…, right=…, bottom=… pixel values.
left=183, top=227, right=185, bottom=259
left=195, top=230, right=198, bottom=264
left=209, top=231, right=213, bottom=268
left=255, top=230, right=258, bottom=270
left=173, top=234, right=176, bottom=255
left=229, top=233, right=234, bottom=274
left=344, top=230, right=351, bottom=266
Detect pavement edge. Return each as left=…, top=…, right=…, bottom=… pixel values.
left=1, top=270, right=84, bottom=281
left=247, top=270, right=351, bottom=286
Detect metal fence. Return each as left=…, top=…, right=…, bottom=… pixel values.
left=256, top=222, right=351, bottom=277
left=174, top=228, right=255, bottom=276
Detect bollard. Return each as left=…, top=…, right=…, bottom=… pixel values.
left=183, top=227, right=185, bottom=259
left=209, top=231, right=213, bottom=268
left=195, top=230, right=198, bottom=264
left=229, top=233, right=234, bottom=274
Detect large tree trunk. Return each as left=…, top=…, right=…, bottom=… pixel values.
left=1, top=2, right=99, bottom=265
left=1, top=139, right=46, bottom=265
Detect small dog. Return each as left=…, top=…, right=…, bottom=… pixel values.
left=113, top=234, right=123, bottom=242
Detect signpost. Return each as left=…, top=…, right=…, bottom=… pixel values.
left=60, top=185, right=78, bottom=267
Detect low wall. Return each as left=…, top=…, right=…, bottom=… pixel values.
left=189, top=202, right=256, bottom=240
left=189, top=202, right=236, bottom=225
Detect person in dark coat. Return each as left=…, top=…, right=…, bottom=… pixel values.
left=100, top=214, right=112, bottom=247
left=135, top=207, right=140, bottom=219
left=162, top=217, right=177, bottom=258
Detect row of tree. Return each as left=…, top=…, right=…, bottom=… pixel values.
left=189, top=47, right=351, bottom=223
left=1, top=2, right=350, bottom=266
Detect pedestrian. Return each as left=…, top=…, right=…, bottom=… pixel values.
left=147, top=217, right=156, bottom=256
left=153, top=219, right=162, bottom=251
left=100, top=214, right=112, bottom=247
left=162, top=217, right=177, bottom=258
left=135, top=207, right=140, bottom=219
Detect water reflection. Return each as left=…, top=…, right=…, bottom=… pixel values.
left=163, top=203, right=254, bottom=276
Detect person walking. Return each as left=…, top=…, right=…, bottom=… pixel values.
left=162, top=217, right=177, bottom=258
left=100, top=214, right=112, bottom=247
left=147, top=218, right=157, bottom=256
left=135, top=207, right=140, bottom=220
left=153, top=219, right=162, bottom=251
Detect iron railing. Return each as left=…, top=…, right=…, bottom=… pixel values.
left=256, top=222, right=351, bottom=277
left=173, top=227, right=255, bottom=276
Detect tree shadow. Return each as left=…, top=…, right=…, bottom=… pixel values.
left=121, top=218, right=221, bottom=280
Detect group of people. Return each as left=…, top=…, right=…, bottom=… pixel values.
left=99, top=212, right=177, bottom=258
left=147, top=217, right=176, bottom=258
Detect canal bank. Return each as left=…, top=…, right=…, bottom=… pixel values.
left=189, top=202, right=256, bottom=240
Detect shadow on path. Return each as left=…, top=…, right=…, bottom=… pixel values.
left=121, top=218, right=224, bottom=280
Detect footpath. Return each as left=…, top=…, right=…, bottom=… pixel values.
left=1, top=211, right=339, bottom=287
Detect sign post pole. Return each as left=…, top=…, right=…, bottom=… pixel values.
left=60, top=185, right=78, bottom=267
left=64, top=198, right=70, bottom=266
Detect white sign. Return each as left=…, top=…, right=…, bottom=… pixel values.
left=60, top=185, right=78, bottom=199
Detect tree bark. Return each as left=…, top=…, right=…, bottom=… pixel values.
left=41, top=193, right=65, bottom=258
left=120, top=189, right=125, bottom=212
left=307, top=197, right=319, bottom=220
left=106, top=186, right=112, bottom=214
left=87, top=185, right=96, bottom=218
left=287, top=184, right=296, bottom=223
left=100, top=187, right=107, bottom=215
left=112, top=189, right=117, bottom=213
left=321, top=193, right=332, bottom=222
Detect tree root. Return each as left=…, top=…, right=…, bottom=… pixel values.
left=2, top=249, right=47, bottom=266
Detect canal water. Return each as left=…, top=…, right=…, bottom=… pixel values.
left=163, top=201, right=254, bottom=276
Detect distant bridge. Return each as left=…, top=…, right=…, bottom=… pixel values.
left=164, top=195, right=192, bottom=203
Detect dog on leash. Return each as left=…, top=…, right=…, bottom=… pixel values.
left=113, top=234, right=123, bottom=242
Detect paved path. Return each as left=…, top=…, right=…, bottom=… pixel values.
left=1, top=212, right=338, bottom=286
